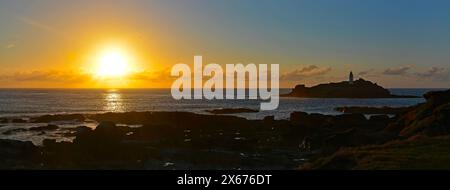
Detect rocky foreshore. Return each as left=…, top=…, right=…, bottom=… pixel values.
left=0, top=89, right=449, bottom=169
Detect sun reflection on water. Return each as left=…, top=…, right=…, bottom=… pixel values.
left=104, top=90, right=124, bottom=112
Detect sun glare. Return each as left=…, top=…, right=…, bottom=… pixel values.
left=95, top=47, right=130, bottom=78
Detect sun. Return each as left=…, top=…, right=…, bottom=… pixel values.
left=95, top=47, right=131, bottom=78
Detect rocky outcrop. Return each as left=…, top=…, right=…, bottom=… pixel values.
left=335, top=106, right=410, bottom=114
left=301, top=89, right=450, bottom=169
left=205, top=108, right=258, bottom=114
left=31, top=114, right=85, bottom=123
left=385, top=90, right=450, bottom=137
left=0, top=139, right=40, bottom=169
left=282, top=78, right=418, bottom=98
left=300, top=135, right=450, bottom=170
left=29, top=124, right=59, bottom=131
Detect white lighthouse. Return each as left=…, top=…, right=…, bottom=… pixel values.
left=349, top=71, right=354, bottom=84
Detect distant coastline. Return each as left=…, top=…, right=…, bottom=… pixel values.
left=282, top=77, right=420, bottom=99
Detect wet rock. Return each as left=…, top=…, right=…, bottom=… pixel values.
left=32, top=114, right=85, bottom=123
left=73, top=121, right=124, bottom=146
left=0, top=139, right=39, bottom=169
left=2, top=128, right=28, bottom=135
left=263, top=116, right=275, bottom=125
left=0, top=139, right=37, bottom=155
left=332, top=113, right=367, bottom=128
left=335, top=106, right=410, bottom=114
left=29, top=124, right=59, bottom=131
left=71, top=126, right=92, bottom=134
left=43, top=139, right=58, bottom=147
left=11, top=118, right=27, bottom=123
left=206, top=108, right=259, bottom=114
left=369, top=115, right=390, bottom=123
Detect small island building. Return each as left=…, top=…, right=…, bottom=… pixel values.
left=349, top=71, right=354, bottom=84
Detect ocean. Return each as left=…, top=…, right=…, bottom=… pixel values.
left=0, top=88, right=443, bottom=119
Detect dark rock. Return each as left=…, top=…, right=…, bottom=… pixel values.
left=290, top=111, right=332, bottom=127
left=263, top=116, right=275, bottom=125
left=28, top=124, right=59, bottom=131
left=335, top=106, right=410, bottom=114
left=369, top=115, right=390, bottom=123
left=385, top=89, right=450, bottom=137
left=206, top=108, right=259, bottom=114
left=2, top=128, right=28, bottom=135
left=332, top=113, right=367, bottom=127
left=71, top=126, right=92, bottom=134
left=0, top=139, right=39, bottom=169
left=43, top=139, right=58, bottom=147
left=0, top=139, right=37, bottom=155
left=0, top=118, right=8, bottom=123
left=73, top=121, right=124, bottom=146
left=282, top=78, right=419, bottom=98
left=31, top=114, right=85, bottom=123
left=11, top=118, right=27, bottom=123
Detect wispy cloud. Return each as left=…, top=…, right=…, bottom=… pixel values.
left=5, top=43, right=16, bottom=49
left=414, top=67, right=450, bottom=81
left=383, top=66, right=411, bottom=76
left=129, top=68, right=173, bottom=82
left=281, top=65, right=331, bottom=81
left=357, top=69, right=375, bottom=77
left=18, top=16, right=61, bottom=35
left=415, top=67, right=445, bottom=78
left=0, top=70, right=91, bottom=83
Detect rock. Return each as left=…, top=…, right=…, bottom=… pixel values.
left=28, top=124, right=59, bottom=131
left=369, top=115, right=390, bottom=123
left=42, top=139, right=58, bottom=147
left=11, top=118, right=27, bottom=123
left=0, top=118, right=8, bottom=123
left=206, top=108, right=259, bottom=114
left=263, top=116, right=275, bottom=125
left=282, top=78, right=418, bottom=98
left=73, top=121, right=124, bottom=146
left=335, top=106, right=410, bottom=114
left=385, top=90, right=450, bottom=137
left=31, top=114, right=85, bottom=123
left=71, top=126, right=92, bottom=134
left=0, top=139, right=39, bottom=169
left=332, top=113, right=367, bottom=128
left=290, top=111, right=331, bottom=127
left=2, top=128, right=28, bottom=135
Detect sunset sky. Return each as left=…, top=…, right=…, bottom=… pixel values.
left=1, top=0, right=450, bottom=88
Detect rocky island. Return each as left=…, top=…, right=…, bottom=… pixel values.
left=282, top=72, right=418, bottom=98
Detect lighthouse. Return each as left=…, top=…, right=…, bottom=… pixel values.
left=349, top=71, right=354, bottom=84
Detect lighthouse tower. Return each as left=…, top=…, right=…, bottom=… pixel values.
left=349, top=71, right=354, bottom=84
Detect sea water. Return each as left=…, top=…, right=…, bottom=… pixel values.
left=0, top=88, right=442, bottom=120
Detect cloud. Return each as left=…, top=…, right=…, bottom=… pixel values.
left=129, top=68, right=173, bottom=82
left=357, top=69, right=375, bottom=76
left=18, top=16, right=61, bottom=35
left=281, top=65, right=331, bottom=81
left=414, top=67, right=450, bottom=80
left=5, top=43, right=16, bottom=49
left=415, top=67, right=445, bottom=78
left=383, top=66, right=411, bottom=76
left=0, top=70, right=91, bottom=83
